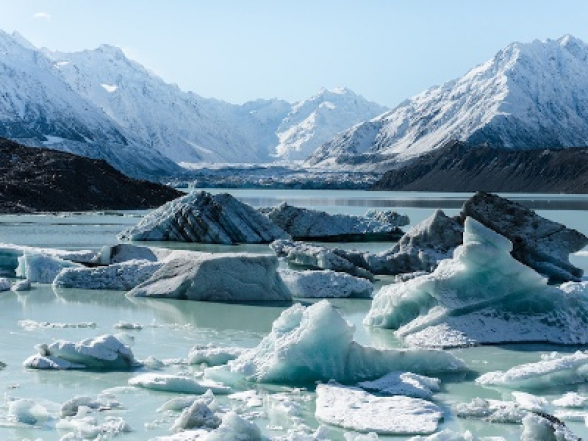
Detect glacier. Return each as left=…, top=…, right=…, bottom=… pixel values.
left=365, top=217, right=588, bottom=347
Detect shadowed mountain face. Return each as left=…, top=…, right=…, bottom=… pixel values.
left=372, top=141, right=588, bottom=193
left=0, top=138, right=182, bottom=213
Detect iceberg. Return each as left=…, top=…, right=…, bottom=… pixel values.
left=128, top=373, right=232, bottom=394
left=0, top=277, right=10, bottom=291
left=279, top=269, right=373, bottom=298
left=476, top=351, right=588, bottom=389
left=170, top=399, right=221, bottom=432
left=453, top=397, right=526, bottom=424
left=188, top=345, right=248, bottom=366
left=127, top=251, right=291, bottom=302
left=204, top=301, right=465, bottom=386
left=315, top=382, right=443, bottom=435
left=463, top=191, right=588, bottom=282
left=118, top=191, right=290, bottom=244
left=261, top=202, right=406, bottom=241
left=17, top=252, right=81, bottom=283
left=365, top=218, right=588, bottom=347
left=552, top=392, right=587, bottom=408
left=23, top=334, right=140, bottom=370
left=520, top=412, right=580, bottom=441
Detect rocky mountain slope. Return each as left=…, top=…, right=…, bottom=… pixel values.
left=371, top=141, right=588, bottom=193
left=307, top=35, right=588, bottom=169
left=0, top=138, right=182, bottom=213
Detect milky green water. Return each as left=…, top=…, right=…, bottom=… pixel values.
left=0, top=190, right=587, bottom=440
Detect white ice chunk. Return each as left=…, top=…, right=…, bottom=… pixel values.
left=8, top=398, right=51, bottom=425
left=512, top=391, right=548, bottom=412
left=365, top=218, right=588, bottom=348
left=279, top=269, right=373, bottom=298
left=17, top=252, right=81, bottom=283
left=315, top=382, right=443, bottom=435
left=357, top=371, right=440, bottom=399
left=188, top=345, right=248, bottom=366
left=553, top=410, right=588, bottom=422
left=53, top=259, right=162, bottom=290
left=408, top=430, right=486, bottom=441
left=228, top=390, right=263, bottom=408
left=205, top=301, right=465, bottom=386
left=11, top=279, right=30, bottom=291
left=521, top=412, right=580, bottom=441
left=553, top=392, right=587, bottom=408
left=477, top=351, right=588, bottom=389
left=129, top=373, right=232, bottom=394
left=60, top=396, right=102, bottom=417
left=0, top=277, right=10, bottom=291
left=23, top=334, right=139, bottom=370
left=171, top=399, right=220, bottom=432
left=453, top=397, right=526, bottom=424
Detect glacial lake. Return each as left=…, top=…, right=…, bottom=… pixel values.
left=0, top=189, right=587, bottom=440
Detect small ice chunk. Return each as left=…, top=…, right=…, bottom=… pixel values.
left=11, top=279, right=30, bottom=291
left=553, top=410, right=588, bottom=422
left=408, top=430, right=483, bottom=440
left=454, top=397, right=526, bottom=424
left=188, top=345, right=248, bottom=366
left=204, top=411, right=263, bottom=440
left=228, top=390, right=263, bottom=408
left=357, top=371, right=440, bottom=399
left=315, top=382, right=443, bottom=435
left=0, top=277, right=11, bottom=291
left=512, top=391, right=548, bottom=412
left=129, top=373, right=232, bottom=394
left=23, top=334, right=139, bottom=370
left=61, top=396, right=101, bottom=417
left=553, top=392, right=587, bottom=408
left=521, top=412, right=580, bottom=441
left=114, top=321, right=143, bottom=330
left=477, top=351, right=588, bottom=389
left=171, top=399, right=220, bottom=432
left=17, top=252, right=80, bottom=283
left=279, top=269, right=373, bottom=298
left=142, top=356, right=165, bottom=369
left=344, top=432, right=380, bottom=441
left=8, top=398, right=51, bottom=425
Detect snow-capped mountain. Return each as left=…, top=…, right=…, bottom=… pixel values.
left=273, top=88, right=387, bottom=161
left=307, top=35, right=588, bottom=169
left=0, top=30, right=181, bottom=179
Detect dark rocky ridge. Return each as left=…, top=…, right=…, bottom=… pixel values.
left=372, top=141, right=588, bottom=193
left=0, top=138, right=183, bottom=213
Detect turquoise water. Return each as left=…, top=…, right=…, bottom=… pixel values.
left=0, top=190, right=587, bottom=440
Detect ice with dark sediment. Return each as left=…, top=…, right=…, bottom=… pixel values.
left=279, top=268, right=373, bottom=298
left=365, top=218, right=588, bottom=348
left=204, top=300, right=465, bottom=386
left=118, top=191, right=290, bottom=244
left=127, top=250, right=292, bottom=302
left=261, top=202, right=407, bottom=241
left=24, top=334, right=141, bottom=370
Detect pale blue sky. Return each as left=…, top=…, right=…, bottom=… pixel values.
left=0, top=1, right=587, bottom=107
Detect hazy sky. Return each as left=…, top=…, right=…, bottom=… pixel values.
left=1, top=1, right=587, bottom=107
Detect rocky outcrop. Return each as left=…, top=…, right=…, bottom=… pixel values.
left=372, top=141, right=588, bottom=194
left=462, top=192, right=588, bottom=282
left=118, top=191, right=290, bottom=244
left=261, top=203, right=407, bottom=241
left=0, top=138, right=183, bottom=213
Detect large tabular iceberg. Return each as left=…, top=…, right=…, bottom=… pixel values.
left=365, top=217, right=588, bottom=348
left=118, top=191, right=290, bottom=244
left=261, top=202, right=407, bottom=241
left=204, top=300, right=465, bottom=386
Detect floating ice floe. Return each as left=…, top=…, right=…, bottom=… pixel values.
left=520, top=412, right=580, bottom=441
left=54, top=259, right=162, bottom=290
left=11, top=278, right=30, bottom=291
left=315, top=382, right=443, bottom=435
left=0, top=277, right=10, bottom=291
left=408, top=429, right=490, bottom=440
left=279, top=269, right=373, bottom=298
left=17, top=252, right=81, bottom=283
left=552, top=392, right=587, bottom=408
left=204, top=300, right=465, bottom=386
left=118, top=191, right=290, bottom=244
left=157, top=390, right=218, bottom=413
left=18, top=319, right=96, bottom=330
left=454, top=397, right=526, bottom=424
left=129, top=373, right=232, bottom=394
left=365, top=218, right=588, bottom=347
left=56, top=413, right=131, bottom=439
left=127, top=251, right=291, bottom=302
left=476, top=351, right=588, bottom=389
left=8, top=398, right=53, bottom=425
left=357, top=371, right=440, bottom=399
left=188, top=345, right=248, bottom=366
left=512, top=391, right=548, bottom=412
left=0, top=243, right=99, bottom=273
left=171, top=399, right=221, bottom=432
left=60, top=394, right=120, bottom=417
left=24, top=334, right=140, bottom=370
left=261, top=202, right=406, bottom=241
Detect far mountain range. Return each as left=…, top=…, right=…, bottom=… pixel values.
left=1, top=31, right=588, bottom=184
